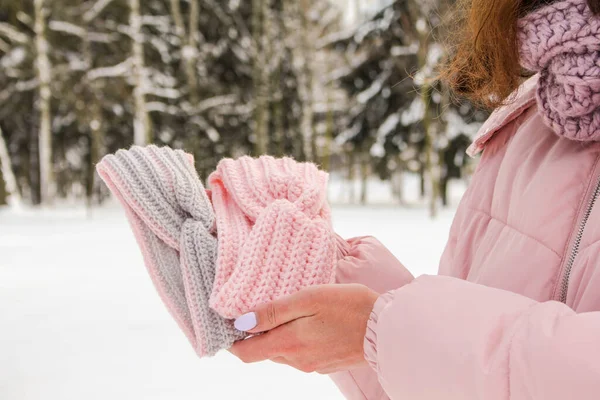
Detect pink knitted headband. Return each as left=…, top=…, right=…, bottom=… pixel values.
left=208, top=156, right=337, bottom=319
left=518, top=0, right=600, bottom=140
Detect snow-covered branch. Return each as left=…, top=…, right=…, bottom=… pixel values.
left=391, top=42, right=419, bottom=56
left=0, top=23, right=29, bottom=44
left=50, top=20, right=116, bottom=43
left=371, top=112, right=401, bottom=157
left=87, top=58, right=133, bottom=80
left=401, top=97, right=425, bottom=126
left=191, top=95, right=238, bottom=114
left=83, top=0, right=116, bottom=22
left=146, top=102, right=180, bottom=115
left=357, top=71, right=391, bottom=104
left=16, top=12, right=33, bottom=29
left=0, top=47, right=26, bottom=69
left=140, top=16, right=171, bottom=31
left=211, top=103, right=253, bottom=116
left=87, top=32, right=118, bottom=43
left=16, top=79, right=39, bottom=92
left=0, top=37, right=10, bottom=53
left=143, top=86, right=181, bottom=99
left=335, top=121, right=362, bottom=146
left=189, top=116, right=220, bottom=142
left=0, top=84, right=16, bottom=105
left=49, top=21, right=87, bottom=38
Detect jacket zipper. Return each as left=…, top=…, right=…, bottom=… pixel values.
left=559, top=174, right=600, bottom=303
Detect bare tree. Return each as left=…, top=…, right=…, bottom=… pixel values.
left=83, top=7, right=107, bottom=209
left=129, top=0, right=151, bottom=145
left=34, top=0, right=54, bottom=204
left=252, top=0, right=270, bottom=155
left=0, top=126, right=21, bottom=207
left=297, top=0, right=316, bottom=161
left=169, top=0, right=200, bottom=104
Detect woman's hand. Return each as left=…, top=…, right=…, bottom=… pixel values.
left=229, top=284, right=379, bottom=374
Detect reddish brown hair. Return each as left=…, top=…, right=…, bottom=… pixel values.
left=442, top=0, right=600, bottom=109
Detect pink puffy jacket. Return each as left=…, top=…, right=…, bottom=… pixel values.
left=331, top=75, right=600, bottom=399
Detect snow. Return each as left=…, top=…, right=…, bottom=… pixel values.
left=0, top=182, right=459, bottom=399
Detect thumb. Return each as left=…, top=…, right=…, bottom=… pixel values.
left=233, top=289, right=316, bottom=334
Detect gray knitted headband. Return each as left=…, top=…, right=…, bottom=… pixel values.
left=97, top=146, right=245, bottom=357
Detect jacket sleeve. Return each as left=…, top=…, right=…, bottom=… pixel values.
left=365, top=274, right=600, bottom=400
left=330, top=235, right=414, bottom=400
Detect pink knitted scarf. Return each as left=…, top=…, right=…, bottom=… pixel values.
left=518, top=0, right=600, bottom=140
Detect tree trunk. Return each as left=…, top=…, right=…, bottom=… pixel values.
left=0, top=126, right=21, bottom=207
left=188, top=0, right=200, bottom=102
left=421, top=85, right=438, bottom=218
left=272, top=1, right=285, bottom=157
left=321, top=61, right=334, bottom=171
left=419, top=163, right=425, bottom=198
left=29, top=123, right=41, bottom=205
left=34, top=0, right=53, bottom=205
left=322, top=104, right=333, bottom=172
left=130, top=0, right=151, bottom=145
left=353, top=0, right=361, bottom=23
left=360, top=152, right=369, bottom=205
left=440, top=173, right=449, bottom=207
left=417, top=25, right=438, bottom=218
left=438, top=82, right=451, bottom=209
left=347, top=148, right=355, bottom=204
left=252, top=0, right=270, bottom=155
left=281, top=0, right=303, bottom=160
left=297, top=0, right=315, bottom=161
left=169, top=0, right=200, bottom=105
left=83, top=29, right=105, bottom=211
left=392, top=163, right=405, bottom=205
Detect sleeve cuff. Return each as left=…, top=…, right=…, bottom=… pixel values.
left=364, top=290, right=395, bottom=372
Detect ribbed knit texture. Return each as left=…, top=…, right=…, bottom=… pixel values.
left=518, top=0, right=600, bottom=140
left=208, top=156, right=337, bottom=319
left=96, top=146, right=245, bottom=357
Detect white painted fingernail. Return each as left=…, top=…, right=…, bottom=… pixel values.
left=234, top=312, right=257, bottom=331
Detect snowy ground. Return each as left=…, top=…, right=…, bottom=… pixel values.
left=0, top=180, right=459, bottom=400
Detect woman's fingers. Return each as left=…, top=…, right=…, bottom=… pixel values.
left=234, top=288, right=319, bottom=334
left=229, top=330, right=287, bottom=363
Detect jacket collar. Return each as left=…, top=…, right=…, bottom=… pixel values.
left=467, top=75, right=538, bottom=157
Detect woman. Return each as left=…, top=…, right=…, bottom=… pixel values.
left=230, top=0, right=600, bottom=398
